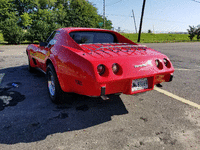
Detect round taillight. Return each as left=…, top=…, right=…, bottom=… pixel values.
left=97, top=64, right=105, bottom=75
left=155, top=59, right=163, bottom=69
left=163, top=58, right=169, bottom=67
left=155, top=59, right=160, bottom=68
left=112, top=63, right=119, bottom=74
left=163, top=58, right=171, bottom=68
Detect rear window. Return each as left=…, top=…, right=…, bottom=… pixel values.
left=69, top=31, right=117, bottom=44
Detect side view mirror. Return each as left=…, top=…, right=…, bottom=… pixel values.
left=39, top=42, right=48, bottom=47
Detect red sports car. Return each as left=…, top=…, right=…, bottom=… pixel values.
left=26, top=27, right=174, bottom=103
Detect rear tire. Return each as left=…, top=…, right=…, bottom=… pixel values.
left=46, top=63, right=64, bottom=104
left=28, top=57, right=35, bottom=73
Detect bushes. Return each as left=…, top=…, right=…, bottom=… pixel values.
left=196, top=28, right=200, bottom=41
left=187, top=26, right=196, bottom=41
left=1, top=18, right=25, bottom=44
left=187, top=25, right=200, bottom=41
left=26, top=20, right=62, bottom=42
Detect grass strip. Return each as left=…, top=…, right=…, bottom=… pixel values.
left=121, top=33, right=198, bottom=43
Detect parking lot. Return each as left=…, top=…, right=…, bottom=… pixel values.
left=0, top=43, right=200, bottom=150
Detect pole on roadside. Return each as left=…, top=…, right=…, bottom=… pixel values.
left=132, top=9, right=137, bottom=33
left=137, top=0, right=146, bottom=42
left=103, top=0, right=105, bottom=28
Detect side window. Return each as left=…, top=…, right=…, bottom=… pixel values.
left=46, top=31, right=59, bottom=47
left=46, top=31, right=57, bottom=43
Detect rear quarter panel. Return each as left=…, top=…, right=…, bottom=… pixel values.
left=55, top=45, right=98, bottom=94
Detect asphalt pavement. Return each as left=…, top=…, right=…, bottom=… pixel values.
left=0, top=43, right=200, bottom=150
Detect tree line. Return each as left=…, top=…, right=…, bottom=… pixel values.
left=0, top=0, right=112, bottom=44
left=187, top=25, right=200, bottom=41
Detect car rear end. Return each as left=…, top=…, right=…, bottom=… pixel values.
left=79, top=43, right=174, bottom=96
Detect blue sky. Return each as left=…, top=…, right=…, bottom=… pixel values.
left=88, top=0, right=200, bottom=33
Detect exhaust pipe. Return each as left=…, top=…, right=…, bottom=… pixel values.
left=156, top=83, right=162, bottom=87
left=101, top=95, right=109, bottom=100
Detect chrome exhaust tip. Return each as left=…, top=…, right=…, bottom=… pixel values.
left=101, top=95, right=109, bottom=100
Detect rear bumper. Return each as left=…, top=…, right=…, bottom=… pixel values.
left=100, top=73, right=173, bottom=96
left=61, top=72, right=173, bottom=97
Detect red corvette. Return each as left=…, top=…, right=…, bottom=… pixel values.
left=26, top=27, right=174, bottom=103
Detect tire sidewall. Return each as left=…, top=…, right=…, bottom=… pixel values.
left=28, top=57, right=35, bottom=72
left=47, top=64, right=62, bottom=103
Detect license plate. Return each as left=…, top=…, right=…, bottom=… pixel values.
left=132, top=78, right=148, bottom=92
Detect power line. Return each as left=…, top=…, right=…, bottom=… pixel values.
left=105, top=13, right=188, bottom=24
left=114, top=12, right=131, bottom=27
left=192, top=0, right=200, bottom=3
left=106, top=14, right=132, bottom=17
left=144, top=18, right=188, bottom=24
left=106, top=0, right=122, bottom=6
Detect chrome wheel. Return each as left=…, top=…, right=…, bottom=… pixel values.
left=47, top=63, right=65, bottom=104
left=48, top=71, right=55, bottom=97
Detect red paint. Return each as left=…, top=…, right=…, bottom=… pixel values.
left=26, top=27, right=174, bottom=96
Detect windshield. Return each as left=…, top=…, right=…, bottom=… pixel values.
left=69, top=31, right=117, bottom=44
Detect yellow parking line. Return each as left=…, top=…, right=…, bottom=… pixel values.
left=154, top=87, right=200, bottom=109
left=175, top=68, right=200, bottom=71
left=175, top=68, right=190, bottom=71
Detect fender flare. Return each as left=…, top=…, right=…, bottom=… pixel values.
left=46, top=56, right=69, bottom=92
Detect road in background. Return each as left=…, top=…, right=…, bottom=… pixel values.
left=0, top=43, right=200, bottom=150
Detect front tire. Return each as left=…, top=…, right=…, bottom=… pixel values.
left=47, top=64, right=64, bottom=104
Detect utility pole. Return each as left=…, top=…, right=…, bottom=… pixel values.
left=137, top=0, right=146, bottom=42
left=153, top=25, right=154, bottom=33
left=103, top=0, right=105, bottom=28
left=132, top=9, right=137, bottom=33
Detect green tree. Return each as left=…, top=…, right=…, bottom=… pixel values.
left=195, top=28, right=200, bottom=41
left=69, top=0, right=97, bottom=27
left=12, top=0, right=56, bottom=15
left=20, top=12, right=32, bottom=28
left=93, top=14, right=112, bottom=29
left=187, top=25, right=196, bottom=41
left=12, top=0, right=38, bottom=15
left=37, top=0, right=57, bottom=9
left=0, top=0, right=15, bottom=23
left=1, top=0, right=113, bottom=44
left=148, top=29, right=152, bottom=33
left=1, top=15, right=25, bottom=44
left=103, top=19, right=112, bottom=30
left=69, top=0, right=112, bottom=29
left=26, top=20, right=62, bottom=42
left=52, top=0, right=71, bottom=27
